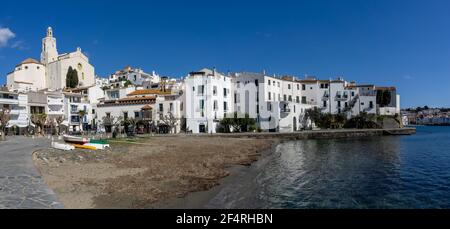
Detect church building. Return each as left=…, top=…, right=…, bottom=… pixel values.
left=7, top=27, right=95, bottom=92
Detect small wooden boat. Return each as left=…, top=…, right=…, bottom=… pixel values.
left=52, top=142, right=75, bottom=151
left=84, top=143, right=110, bottom=150
left=63, top=135, right=90, bottom=144
left=72, top=144, right=97, bottom=150
left=90, top=139, right=108, bottom=144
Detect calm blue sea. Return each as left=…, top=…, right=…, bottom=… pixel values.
left=209, top=126, right=450, bottom=209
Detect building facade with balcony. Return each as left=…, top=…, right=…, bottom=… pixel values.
left=95, top=96, right=157, bottom=133
left=184, top=68, right=234, bottom=134
left=1, top=91, right=29, bottom=130
left=231, top=72, right=312, bottom=132
left=46, top=91, right=65, bottom=119
left=63, top=92, right=92, bottom=132
left=108, top=66, right=160, bottom=86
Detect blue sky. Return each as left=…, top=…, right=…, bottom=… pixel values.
left=1, top=0, right=449, bottom=108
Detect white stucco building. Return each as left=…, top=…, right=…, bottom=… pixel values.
left=6, top=59, right=46, bottom=92
left=231, top=72, right=312, bottom=132
left=108, top=66, right=160, bottom=86
left=0, top=91, right=29, bottom=129
left=184, top=68, right=234, bottom=133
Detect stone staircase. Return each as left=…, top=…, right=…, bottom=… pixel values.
left=343, top=94, right=359, bottom=113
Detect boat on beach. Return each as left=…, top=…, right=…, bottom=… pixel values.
left=63, top=135, right=90, bottom=144
left=51, top=142, right=75, bottom=151
left=90, top=139, right=108, bottom=144
left=84, top=143, right=110, bottom=150
left=72, top=144, right=97, bottom=150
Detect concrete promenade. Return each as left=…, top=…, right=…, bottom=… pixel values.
left=0, top=136, right=63, bottom=209
left=175, top=128, right=417, bottom=140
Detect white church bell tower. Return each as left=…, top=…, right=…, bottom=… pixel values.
left=41, top=27, right=58, bottom=65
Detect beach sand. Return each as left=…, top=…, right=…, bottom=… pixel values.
left=33, top=136, right=276, bottom=209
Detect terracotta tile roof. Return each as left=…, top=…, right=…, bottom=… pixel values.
left=127, top=89, right=172, bottom=96
left=21, top=58, right=41, bottom=65
left=281, top=76, right=296, bottom=82
left=120, top=96, right=156, bottom=101
left=376, top=86, right=397, bottom=91
left=141, top=104, right=153, bottom=110
left=97, top=96, right=156, bottom=107
left=16, top=58, right=43, bottom=67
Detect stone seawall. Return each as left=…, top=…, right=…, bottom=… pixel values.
left=194, top=128, right=416, bottom=140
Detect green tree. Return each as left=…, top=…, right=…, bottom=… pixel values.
left=55, top=115, right=65, bottom=136
left=66, top=66, right=73, bottom=88
left=304, top=108, right=346, bottom=129
left=124, top=80, right=133, bottom=87
left=218, top=113, right=256, bottom=133
left=71, top=69, right=79, bottom=88
left=66, top=67, right=79, bottom=88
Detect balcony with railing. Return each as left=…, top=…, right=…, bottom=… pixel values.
left=335, top=94, right=349, bottom=101
left=0, top=97, right=19, bottom=105
left=70, top=116, right=80, bottom=124
left=71, top=109, right=80, bottom=114
left=280, top=102, right=291, bottom=113
left=47, top=98, right=64, bottom=106
left=301, top=99, right=318, bottom=106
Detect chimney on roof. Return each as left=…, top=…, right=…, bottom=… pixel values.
left=263, top=69, right=266, bottom=75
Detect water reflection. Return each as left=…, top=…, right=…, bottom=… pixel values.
left=255, top=136, right=404, bottom=208
left=208, top=127, right=450, bottom=209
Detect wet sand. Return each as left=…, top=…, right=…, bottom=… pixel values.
left=149, top=144, right=279, bottom=209
left=33, top=136, right=276, bottom=209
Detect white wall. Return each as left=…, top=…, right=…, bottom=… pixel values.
left=47, top=49, right=95, bottom=90
left=184, top=70, right=233, bottom=133
left=7, top=63, right=46, bottom=92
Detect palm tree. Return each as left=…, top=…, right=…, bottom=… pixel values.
left=56, top=115, right=65, bottom=135
left=31, top=113, right=47, bottom=136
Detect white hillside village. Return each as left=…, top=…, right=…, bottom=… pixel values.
left=1, top=27, right=402, bottom=139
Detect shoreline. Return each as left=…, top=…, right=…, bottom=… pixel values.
left=148, top=144, right=278, bottom=209
left=182, top=127, right=416, bottom=140
left=147, top=128, right=416, bottom=209
left=31, top=128, right=415, bottom=209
